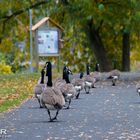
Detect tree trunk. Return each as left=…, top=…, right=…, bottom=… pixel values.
left=87, top=21, right=112, bottom=72
left=122, top=32, right=130, bottom=71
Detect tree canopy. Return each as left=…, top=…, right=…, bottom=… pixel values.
left=0, top=0, right=140, bottom=72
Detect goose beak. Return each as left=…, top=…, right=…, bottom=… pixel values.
left=44, top=62, right=48, bottom=68
left=46, top=62, right=49, bottom=65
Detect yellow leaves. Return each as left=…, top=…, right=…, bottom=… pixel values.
left=0, top=64, right=12, bottom=74
left=0, top=38, right=13, bottom=53
left=0, top=94, right=19, bottom=101
left=0, top=73, right=39, bottom=111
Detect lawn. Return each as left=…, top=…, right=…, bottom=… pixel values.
left=0, top=70, right=61, bottom=113
left=0, top=73, right=40, bottom=112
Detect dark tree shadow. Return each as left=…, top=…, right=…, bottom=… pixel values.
left=130, top=101, right=140, bottom=105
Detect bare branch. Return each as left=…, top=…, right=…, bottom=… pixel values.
left=0, top=0, right=48, bottom=21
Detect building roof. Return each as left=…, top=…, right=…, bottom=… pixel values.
left=32, top=17, right=64, bottom=31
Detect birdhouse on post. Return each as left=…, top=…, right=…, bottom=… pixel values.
left=32, top=17, right=64, bottom=71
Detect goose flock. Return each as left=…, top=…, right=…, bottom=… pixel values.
left=33, top=61, right=140, bottom=122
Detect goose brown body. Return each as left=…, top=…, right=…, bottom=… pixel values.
left=108, top=69, right=120, bottom=77
left=34, top=69, right=45, bottom=108
left=53, top=68, right=76, bottom=109
left=40, top=62, right=65, bottom=122
left=41, top=87, right=65, bottom=110
left=71, top=78, right=85, bottom=99
left=107, top=69, right=121, bottom=86
left=82, top=75, right=95, bottom=94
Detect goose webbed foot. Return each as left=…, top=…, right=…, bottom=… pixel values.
left=51, top=116, right=57, bottom=121
left=85, top=87, right=90, bottom=94
left=47, top=110, right=53, bottom=121
left=51, top=110, right=59, bottom=121
left=49, top=119, right=54, bottom=122
left=63, top=106, right=69, bottom=110
left=47, top=109, right=60, bottom=122
left=86, top=88, right=90, bottom=94
left=66, top=99, right=71, bottom=109
left=76, top=92, right=80, bottom=99
left=66, top=106, right=70, bottom=109
left=112, top=83, right=115, bottom=86
left=40, top=105, right=43, bottom=108
left=48, top=114, right=57, bottom=122
left=92, top=85, right=96, bottom=88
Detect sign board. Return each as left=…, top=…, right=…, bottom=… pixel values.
left=37, top=28, right=59, bottom=56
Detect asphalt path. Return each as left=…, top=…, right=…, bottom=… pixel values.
left=0, top=75, right=140, bottom=140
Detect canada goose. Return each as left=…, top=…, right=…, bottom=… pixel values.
left=83, top=63, right=96, bottom=93
left=37, top=65, right=48, bottom=84
left=63, top=66, right=72, bottom=83
left=83, top=75, right=96, bottom=94
left=136, top=82, right=140, bottom=96
left=34, top=68, right=46, bottom=108
left=53, top=66, right=75, bottom=109
left=54, top=81, right=75, bottom=109
left=107, top=69, right=120, bottom=86
left=95, top=63, right=100, bottom=72
left=71, top=72, right=85, bottom=99
left=37, top=77, right=47, bottom=84
left=90, top=63, right=101, bottom=88
left=41, top=62, right=65, bottom=122
left=86, top=63, right=90, bottom=75
left=59, top=66, right=76, bottom=109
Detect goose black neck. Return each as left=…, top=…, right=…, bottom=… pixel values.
left=86, top=64, right=90, bottom=75
left=95, top=63, right=100, bottom=72
left=46, top=62, right=52, bottom=87
left=65, top=77, right=70, bottom=83
left=80, top=72, right=84, bottom=79
left=63, top=67, right=70, bottom=83
left=40, top=69, right=45, bottom=84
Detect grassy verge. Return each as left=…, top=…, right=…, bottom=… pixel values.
left=0, top=73, right=40, bottom=113
left=0, top=70, right=61, bottom=113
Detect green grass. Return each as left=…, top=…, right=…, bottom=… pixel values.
left=0, top=92, right=28, bottom=112
left=0, top=71, right=60, bottom=113
left=0, top=73, right=40, bottom=113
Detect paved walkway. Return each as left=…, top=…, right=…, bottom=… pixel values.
left=0, top=80, right=140, bottom=140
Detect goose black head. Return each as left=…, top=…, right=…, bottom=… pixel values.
left=40, top=68, right=45, bottom=84
left=95, top=63, right=100, bottom=72
left=80, top=72, right=84, bottom=79
left=63, top=65, right=71, bottom=83
left=86, top=63, right=90, bottom=75
left=46, top=61, right=52, bottom=76
left=63, top=66, right=67, bottom=79
left=46, top=61, right=52, bottom=87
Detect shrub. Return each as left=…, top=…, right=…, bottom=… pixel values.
left=0, top=64, right=12, bottom=74
left=0, top=53, right=12, bottom=74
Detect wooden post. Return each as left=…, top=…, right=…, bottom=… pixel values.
left=57, top=55, right=60, bottom=72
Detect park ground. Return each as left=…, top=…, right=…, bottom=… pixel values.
left=0, top=72, right=140, bottom=140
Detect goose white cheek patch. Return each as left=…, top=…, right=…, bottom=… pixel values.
left=113, top=76, right=118, bottom=79
left=75, top=86, right=81, bottom=90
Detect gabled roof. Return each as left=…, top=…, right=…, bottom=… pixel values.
left=32, top=17, right=64, bottom=31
